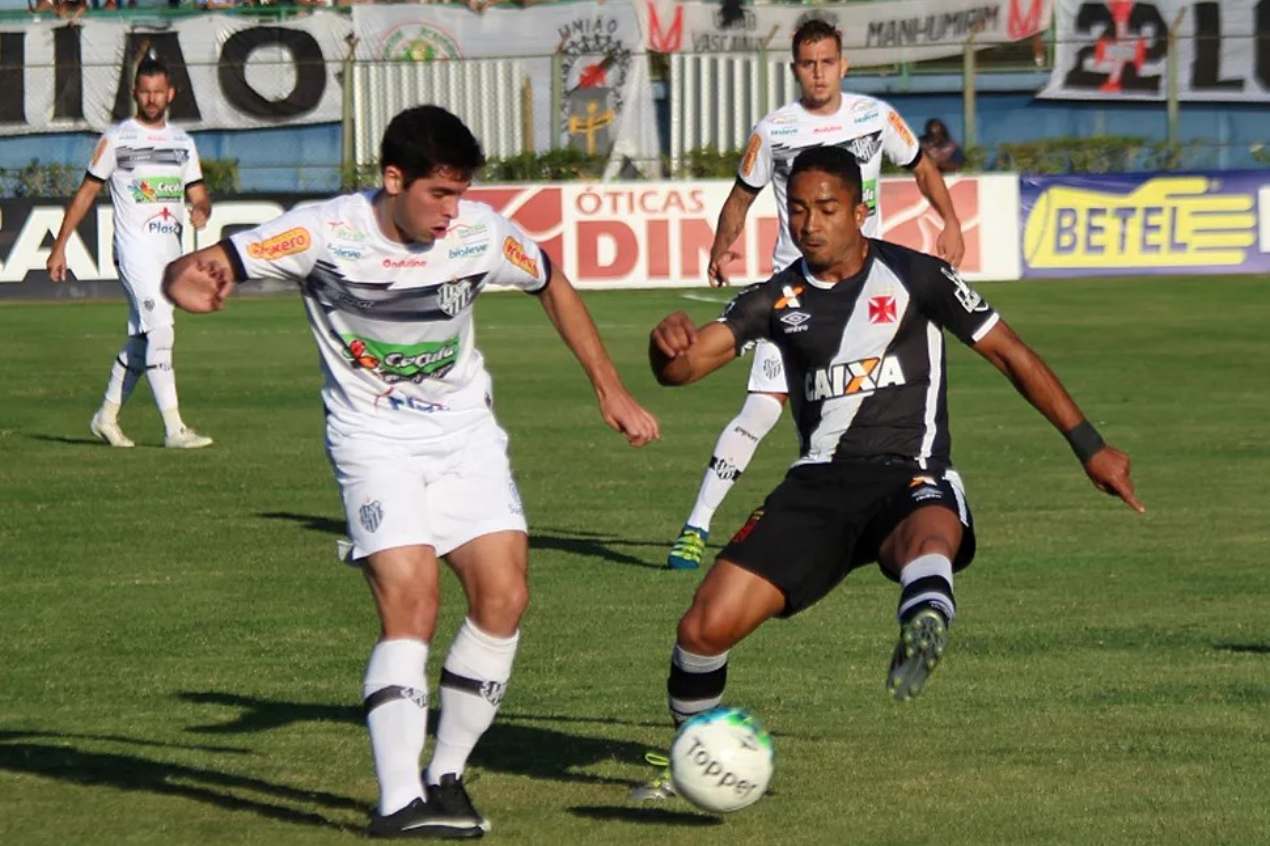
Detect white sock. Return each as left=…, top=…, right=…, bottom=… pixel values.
left=103, top=335, right=147, bottom=409
left=143, top=325, right=184, bottom=435
left=425, top=619, right=519, bottom=786
left=898, top=553, right=956, bottom=624
left=686, top=393, right=783, bottom=531
left=363, top=638, right=429, bottom=815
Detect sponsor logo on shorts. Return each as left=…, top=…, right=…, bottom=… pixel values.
left=502, top=237, right=540, bottom=278
left=383, top=394, right=447, bottom=414
left=247, top=227, right=311, bottom=261
left=143, top=298, right=155, bottom=311
left=342, top=335, right=461, bottom=383
left=359, top=499, right=383, bottom=533
left=804, top=355, right=906, bottom=401
left=507, top=476, right=523, bottom=515
left=731, top=508, right=764, bottom=544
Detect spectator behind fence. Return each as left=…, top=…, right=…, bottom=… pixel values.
left=28, top=0, right=87, bottom=20
left=920, top=119, right=965, bottom=174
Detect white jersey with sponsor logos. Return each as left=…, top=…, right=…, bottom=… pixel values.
left=738, top=93, right=921, bottom=270
left=226, top=192, right=549, bottom=438
left=87, top=118, right=202, bottom=265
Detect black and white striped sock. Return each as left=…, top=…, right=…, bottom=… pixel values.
left=897, top=553, right=956, bottom=625
left=666, top=645, right=728, bottom=726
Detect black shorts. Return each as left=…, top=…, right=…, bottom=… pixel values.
left=719, top=461, right=977, bottom=617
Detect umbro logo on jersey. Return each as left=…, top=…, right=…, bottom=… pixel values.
left=804, top=355, right=906, bottom=401
left=868, top=296, right=897, bottom=323
left=780, top=311, right=811, bottom=333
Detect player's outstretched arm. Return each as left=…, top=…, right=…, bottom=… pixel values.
left=537, top=265, right=660, bottom=447
left=912, top=155, right=964, bottom=267
left=649, top=313, right=738, bottom=387
left=973, top=320, right=1144, bottom=513
left=707, top=180, right=761, bottom=287
left=46, top=177, right=104, bottom=282
left=163, top=244, right=237, bottom=314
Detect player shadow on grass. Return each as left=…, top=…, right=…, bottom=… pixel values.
left=28, top=433, right=112, bottom=447
left=1214, top=642, right=1270, bottom=654
left=0, top=737, right=363, bottom=833
left=258, top=512, right=673, bottom=569
left=180, top=691, right=660, bottom=788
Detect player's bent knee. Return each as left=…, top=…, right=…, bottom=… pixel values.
left=677, top=604, right=740, bottom=656
left=468, top=578, right=529, bottom=634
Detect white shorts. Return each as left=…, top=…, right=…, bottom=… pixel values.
left=117, top=251, right=176, bottom=335
left=746, top=339, right=789, bottom=394
left=327, top=415, right=526, bottom=562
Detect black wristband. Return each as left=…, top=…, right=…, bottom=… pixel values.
left=1065, top=420, right=1105, bottom=463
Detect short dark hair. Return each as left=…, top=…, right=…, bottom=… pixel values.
left=792, top=19, right=842, bottom=59
left=788, top=145, right=863, bottom=204
left=380, top=105, right=486, bottom=185
left=134, top=57, right=170, bottom=86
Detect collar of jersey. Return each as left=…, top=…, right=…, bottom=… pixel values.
left=356, top=190, right=437, bottom=258
left=799, top=243, right=874, bottom=290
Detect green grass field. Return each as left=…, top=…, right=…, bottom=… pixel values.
left=2, top=276, right=1268, bottom=845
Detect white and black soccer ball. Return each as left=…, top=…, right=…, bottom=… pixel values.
left=670, top=706, right=774, bottom=813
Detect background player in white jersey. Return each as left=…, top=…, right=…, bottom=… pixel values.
left=162, top=105, right=660, bottom=839
left=665, top=20, right=966, bottom=569
left=47, top=57, right=213, bottom=450
left=637, top=145, right=1142, bottom=799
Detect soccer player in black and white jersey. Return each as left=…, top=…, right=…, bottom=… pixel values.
left=665, top=19, right=967, bottom=569
left=638, top=146, right=1142, bottom=796
left=47, top=57, right=213, bottom=449
left=162, top=106, right=661, bottom=838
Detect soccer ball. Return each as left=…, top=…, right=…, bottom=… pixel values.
left=669, top=707, right=774, bottom=813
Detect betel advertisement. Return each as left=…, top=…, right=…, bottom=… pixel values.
left=0, top=175, right=1021, bottom=299
left=1019, top=171, right=1270, bottom=277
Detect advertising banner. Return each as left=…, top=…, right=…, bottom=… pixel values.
left=0, top=13, right=352, bottom=135
left=0, top=175, right=1020, bottom=299
left=1019, top=170, right=1270, bottom=276
left=641, top=0, right=1052, bottom=66
left=1040, top=0, right=1270, bottom=102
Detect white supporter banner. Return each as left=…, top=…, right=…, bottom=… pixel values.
left=351, top=4, right=658, bottom=171
left=0, top=13, right=351, bottom=135
left=640, top=0, right=1053, bottom=65
left=1040, top=0, right=1270, bottom=101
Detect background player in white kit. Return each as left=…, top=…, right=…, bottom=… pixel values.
left=162, top=106, right=660, bottom=839
left=665, top=20, right=966, bottom=568
left=47, top=57, right=213, bottom=450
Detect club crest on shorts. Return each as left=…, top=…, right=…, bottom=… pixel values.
left=437, top=278, right=474, bottom=317
left=359, top=499, right=384, bottom=533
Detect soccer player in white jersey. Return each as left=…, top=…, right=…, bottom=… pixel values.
left=162, top=105, right=660, bottom=839
left=47, top=57, right=213, bottom=450
left=665, top=19, right=966, bottom=569
left=636, top=144, right=1143, bottom=800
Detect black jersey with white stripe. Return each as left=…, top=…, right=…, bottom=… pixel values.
left=719, top=239, right=999, bottom=470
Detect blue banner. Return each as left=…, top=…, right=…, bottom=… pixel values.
left=1020, top=170, right=1270, bottom=277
